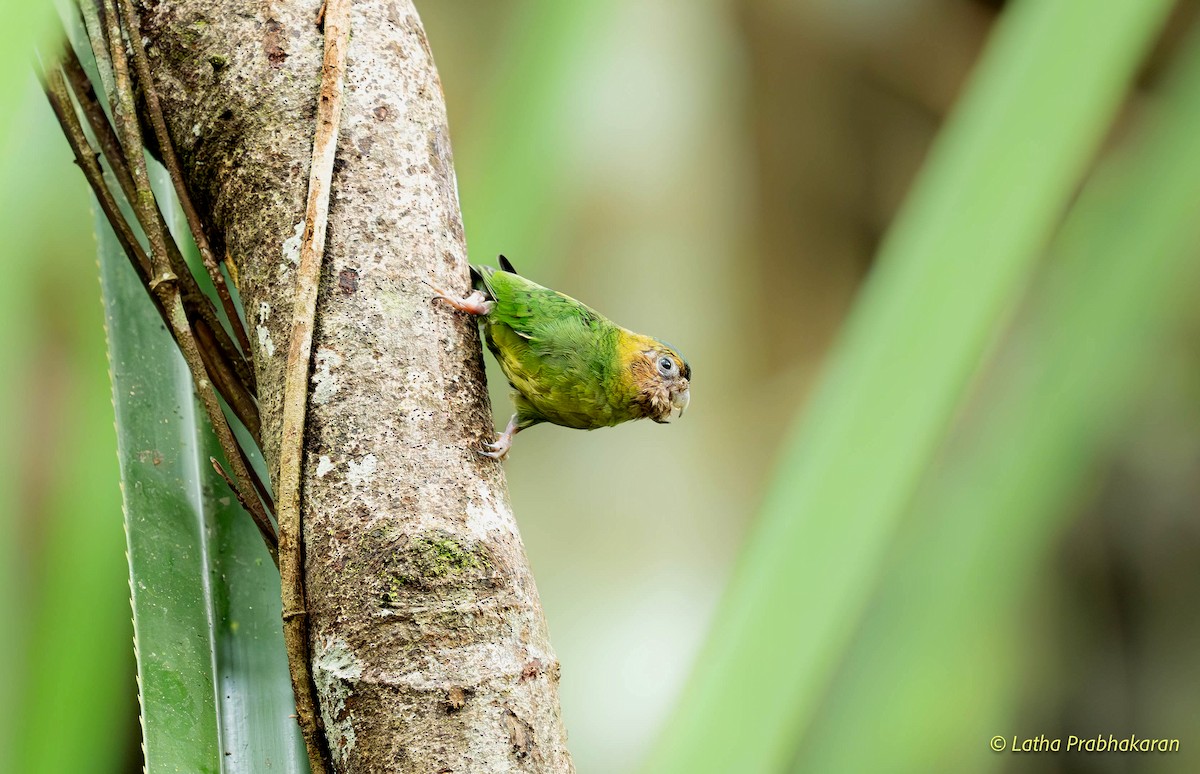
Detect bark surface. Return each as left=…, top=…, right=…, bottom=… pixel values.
left=134, top=1, right=573, bottom=770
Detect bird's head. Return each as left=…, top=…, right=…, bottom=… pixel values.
left=626, top=335, right=691, bottom=424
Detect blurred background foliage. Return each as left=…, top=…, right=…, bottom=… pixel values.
left=5, top=0, right=1200, bottom=772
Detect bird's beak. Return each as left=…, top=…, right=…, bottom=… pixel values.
left=673, top=386, right=690, bottom=418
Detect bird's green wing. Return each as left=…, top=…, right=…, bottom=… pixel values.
left=473, top=265, right=623, bottom=428
left=475, top=266, right=602, bottom=341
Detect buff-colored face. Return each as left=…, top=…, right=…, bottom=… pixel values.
left=643, top=347, right=690, bottom=423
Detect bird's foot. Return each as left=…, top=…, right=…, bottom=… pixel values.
left=477, top=439, right=510, bottom=460
left=477, top=415, right=519, bottom=460
left=426, top=279, right=493, bottom=316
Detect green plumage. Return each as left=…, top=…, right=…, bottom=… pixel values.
left=472, top=263, right=640, bottom=430
left=431, top=255, right=688, bottom=456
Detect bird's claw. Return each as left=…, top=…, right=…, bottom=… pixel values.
left=476, top=415, right=519, bottom=460
left=426, top=279, right=493, bottom=316
left=477, top=438, right=511, bottom=459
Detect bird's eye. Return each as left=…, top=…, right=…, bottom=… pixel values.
left=658, top=357, right=674, bottom=373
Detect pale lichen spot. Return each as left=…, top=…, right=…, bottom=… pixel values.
left=316, top=455, right=335, bottom=478
left=256, top=324, right=275, bottom=357
left=258, top=301, right=270, bottom=324
left=346, top=454, right=378, bottom=487
left=466, top=482, right=513, bottom=541
left=313, top=636, right=363, bottom=766
left=282, top=220, right=304, bottom=266
left=312, top=347, right=344, bottom=404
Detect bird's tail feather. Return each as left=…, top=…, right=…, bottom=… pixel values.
left=471, top=255, right=517, bottom=297
left=469, top=264, right=496, bottom=299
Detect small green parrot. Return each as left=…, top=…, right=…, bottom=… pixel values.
left=430, top=256, right=691, bottom=458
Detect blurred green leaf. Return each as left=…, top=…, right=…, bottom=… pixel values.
left=646, top=1, right=1172, bottom=771
left=455, top=0, right=605, bottom=266
left=99, top=177, right=306, bottom=772
left=795, top=20, right=1200, bottom=773
left=0, top=0, right=56, bottom=152
left=0, top=0, right=75, bottom=764
left=3, top=89, right=130, bottom=774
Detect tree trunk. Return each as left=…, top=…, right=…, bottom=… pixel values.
left=134, top=1, right=573, bottom=770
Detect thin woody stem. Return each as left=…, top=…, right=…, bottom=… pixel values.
left=59, top=48, right=136, bottom=208
left=40, top=62, right=152, bottom=282
left=63, top=0, right=273, bottom=548
left=237, top=442, right=277, bottom=517
left=116, top=0, right=257, bottom=365
left=97, top=0, right=278, bottom=559
left=211, top=457, right=260, bottom=520
left=44, top=61, right=276, bottom=555
left=275, top=1, right=353, bottom=770
left=100, top=0, right=170, bottom=284
left=60, top=27, right=262, bottom=443
left=78, top=0, right=115, bottom=107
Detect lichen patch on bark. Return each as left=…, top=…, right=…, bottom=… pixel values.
left=312, top=346, right=344, bottom=404
left=312, top=636, right=364, bottom=766
left=283, top=220, right=303, bottom=266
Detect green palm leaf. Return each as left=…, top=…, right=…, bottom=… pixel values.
left=795, top=21, right=1200, bottom=772
left=646, top=1, right=1174, bottom=771
left=99, top=185, right=306, bottom=772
